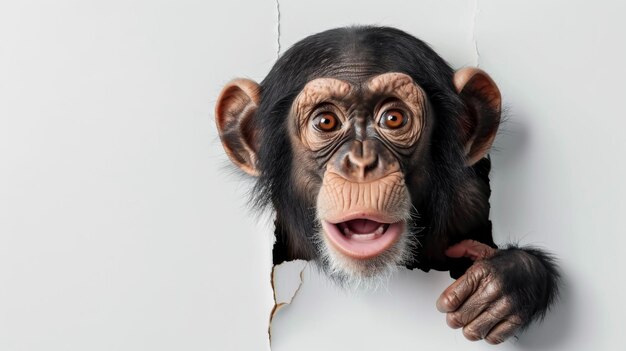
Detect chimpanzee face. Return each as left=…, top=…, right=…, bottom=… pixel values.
left=287, top=72, right=433, bottom=283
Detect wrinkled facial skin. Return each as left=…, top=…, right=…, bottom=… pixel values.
left=287, top=73, right=432, bottom=284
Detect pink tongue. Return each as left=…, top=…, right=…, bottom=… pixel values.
left=345, top=219, right=382, bottom=234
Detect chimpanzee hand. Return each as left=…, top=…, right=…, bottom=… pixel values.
left=436, top=240, right=559, bottom=344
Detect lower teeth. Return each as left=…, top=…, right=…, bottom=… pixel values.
left=341, top=224, right=386, bottom=238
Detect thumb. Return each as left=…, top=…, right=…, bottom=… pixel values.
left=445, top=240, right=497, bottom=261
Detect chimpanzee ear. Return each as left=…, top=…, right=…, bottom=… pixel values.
left=454, top=68, right=502, bottom=166
left=215, top=79, right=261, bottom=176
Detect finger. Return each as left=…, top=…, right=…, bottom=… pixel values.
left=461, top=298, right=511, bottom=341
left=437, top=264, right=489, bottom=313
left=437, top=274, right=475, bottom=313
left=445, top=276, right=502, bottom=329
left=484, top=316, right=524, bottom=345
left=445, top=240, right=497, bottom=261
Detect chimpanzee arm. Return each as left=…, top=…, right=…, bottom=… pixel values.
left=488, top=245, right=560, bottom=322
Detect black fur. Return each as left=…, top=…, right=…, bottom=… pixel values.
left=245, top=26, right=559, bottom=328
left=487, top=246, right=561, bottom=327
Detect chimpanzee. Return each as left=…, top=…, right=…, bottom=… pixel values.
left=214, top=26, right=559, bottom=344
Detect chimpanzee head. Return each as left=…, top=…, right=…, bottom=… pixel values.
left=215, top=26, right=500, bottom=287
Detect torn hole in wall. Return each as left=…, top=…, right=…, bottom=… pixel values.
left=268, top=260, right=307, bottom=346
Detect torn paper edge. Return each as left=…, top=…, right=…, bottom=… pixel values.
left=268, top=261, right=306, bottom=347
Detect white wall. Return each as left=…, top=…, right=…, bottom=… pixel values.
left=1, top=1, right=624, bottom=350
left=0, top=1, right=276, bottom=350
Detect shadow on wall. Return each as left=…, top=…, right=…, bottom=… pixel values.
left=493, top=111, right=574, bottom=348
left=491, top=107, right=530, bottom=170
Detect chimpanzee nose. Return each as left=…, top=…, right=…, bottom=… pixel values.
left=332, top=140, right=400, bottom=182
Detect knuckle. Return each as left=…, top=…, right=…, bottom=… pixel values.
left=501, top=296, right=518, bottom=315
left=501, top=294, right=513, bottom=306
left=484, top=308, right=504, bottom=321
left=446, top=313, right=465, bottom=329
left=509, top=315, right=525, bottom=327
left=467, top=263, right=491, bottom=284
left=478, top=273, right=504, bottom=298
left=482, top=271, right=497, bottom=285
left=469, top=267, right=503, bottom=300
left=484, top=281, right=505, bottom=300
left=462, top=326, right=482, bottom=341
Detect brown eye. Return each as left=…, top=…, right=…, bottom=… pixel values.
left=380, top=109, right=406, bottom=129
left=313, top=112, right=340, bottom=132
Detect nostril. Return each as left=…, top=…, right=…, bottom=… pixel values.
left=364, top=155, right=379, bottom=173
left=342, top=153, right=353, bottom=171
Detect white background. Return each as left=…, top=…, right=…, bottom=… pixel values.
left=1, top=1, right=624, bottom=350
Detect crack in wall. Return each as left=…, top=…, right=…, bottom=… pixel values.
left=275, top=0, right=281, bottom=58
left=471, top=0, right=480, bottom=67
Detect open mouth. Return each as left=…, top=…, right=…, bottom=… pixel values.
left=321, top=216, right=404, bottom=259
